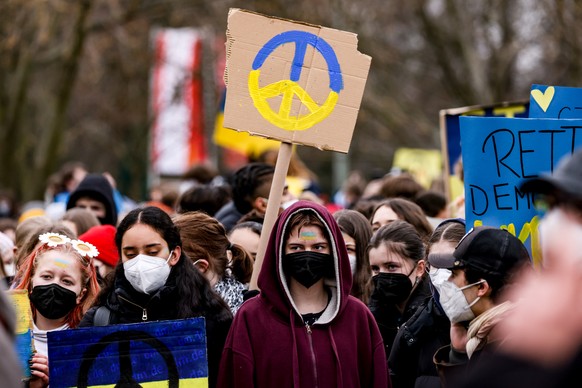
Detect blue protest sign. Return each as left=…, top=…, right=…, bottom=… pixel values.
left=529, top=84, right=582, bottom=119
left=460, top=116, right=582, bottom=264
left=48, top=317, right=208, bottom=387
left=440, top=101, right=529, bottom=201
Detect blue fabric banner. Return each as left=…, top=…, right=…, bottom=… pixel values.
left=48, top=317, right=208, bottom=387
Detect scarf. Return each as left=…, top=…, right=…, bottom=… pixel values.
left=466, top=301, right=513, bottom=358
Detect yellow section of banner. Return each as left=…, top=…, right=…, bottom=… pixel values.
left=81, top=377, right=208, bottom=388
left=213, top=112, right=280, bottom=158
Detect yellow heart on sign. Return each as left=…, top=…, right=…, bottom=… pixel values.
left=531, top=86, right=555, bottom=112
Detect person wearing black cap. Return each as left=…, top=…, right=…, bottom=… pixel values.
left=456, top=149, right=582, bottom=387
left=66, top=174, right=118, bottom=226
left=430, top=226, right=531, bottom=386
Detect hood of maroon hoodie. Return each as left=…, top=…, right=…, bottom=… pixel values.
left=257, top=200, right=352, bottom=322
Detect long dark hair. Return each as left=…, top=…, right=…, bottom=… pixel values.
left=368, top=220, right=426, bottom=267
left=98, top=206, right=231, bottom=321
left=333, top=209, right=373, bottom=303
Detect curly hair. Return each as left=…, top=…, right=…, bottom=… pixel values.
left=231, top=163, right=274, bottom=214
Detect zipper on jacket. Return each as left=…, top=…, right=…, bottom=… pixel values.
left=305, top=323, right=318, bottom=388
left=118, top=295, right=148, bottom=321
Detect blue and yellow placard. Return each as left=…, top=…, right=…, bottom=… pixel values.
left=223, top=9, right=371, bottom=153
left=439, top=101, right=529, bottom=201
left=529, top=84, right=582, bottom=119
left=213, top=90, right=280, bottom=158
left=460, top=116, right=582, bottom=265
left=248, top=30, right=343, bottom=131
left=48, top=318, right=208, bottom=387
left=8, top=290, right=33, bottom=379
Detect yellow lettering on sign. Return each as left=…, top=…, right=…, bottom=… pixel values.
left=472, top=216, right=542, bottom=267
left=493, top=105, right=527, bottom=118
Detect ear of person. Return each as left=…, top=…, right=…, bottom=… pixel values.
left=476, top=280, right=490, bottom=297
left=254, top=197, right=268, bottom=213
left=169, top=247, right=181, bottom=266
left=193, top=258, right=210, bottom=273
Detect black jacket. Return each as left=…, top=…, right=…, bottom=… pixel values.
left=389, top=296, right=450, bottom=388
left=80, top=269, right=232, bottom=388
left=214, top=201, right=243, bottom=232
left=457, top=348, right=582, bottom=388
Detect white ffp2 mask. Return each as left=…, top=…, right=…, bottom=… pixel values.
left=428, top=267, right=452, bottom=291
left=123, top=252, right=173, bottom=295
left=438, top=279, right=484, bottom=323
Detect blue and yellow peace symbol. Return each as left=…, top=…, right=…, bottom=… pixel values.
left=248, top=30, right=343, bottom=131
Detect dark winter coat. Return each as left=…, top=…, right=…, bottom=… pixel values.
left=456, top=348, right=582, bottom=388
left=389, top=296, right=450, bottom=388
left=370, top=276, right=432, bottom=357
left=214, top=201, right=243, bottom=232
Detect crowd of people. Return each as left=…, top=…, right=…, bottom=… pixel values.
left=0, top=148, right=580, bottom=387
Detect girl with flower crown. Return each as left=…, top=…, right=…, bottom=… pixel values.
left=14, top=232, right=100, bottom=387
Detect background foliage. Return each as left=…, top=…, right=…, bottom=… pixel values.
left=1, top=0, right=580, bottom=202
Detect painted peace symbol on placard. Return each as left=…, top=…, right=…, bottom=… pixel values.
left=76, top=330, right=180, bottom=388
left=248, top=30, right=344, bottom=131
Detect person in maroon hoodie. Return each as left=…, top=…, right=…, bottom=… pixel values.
left=218, top=200, right=389, bottom=388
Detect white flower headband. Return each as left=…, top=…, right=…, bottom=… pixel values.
left=38, top=233, right=100, bottom=259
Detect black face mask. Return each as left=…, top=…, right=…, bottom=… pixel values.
left=283, top=251, right=334, bottom=289
left=30, top=283, right=78, bottom=320
left=370, top=272, right=414, bottom=305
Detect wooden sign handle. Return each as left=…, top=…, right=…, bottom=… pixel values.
left=248, top=142, right=293, bottom=291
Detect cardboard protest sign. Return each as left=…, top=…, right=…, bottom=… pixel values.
left=48, top=317, right=208, bottom=387
left=529, top=84, right=582, bottom=119
left=439, top=101, right=529, bottom=201
left=223, top=8, right=372, bottom=153
left=213, top=90, right=281, bottom=158
left=224, top=9, right=372, bottom=289
left=7, top=290, right=33, bottom=379
left=460, top=116, right=582, bottom=265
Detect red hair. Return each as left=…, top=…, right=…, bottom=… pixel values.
left=14, top=241, right=100, bottom=328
